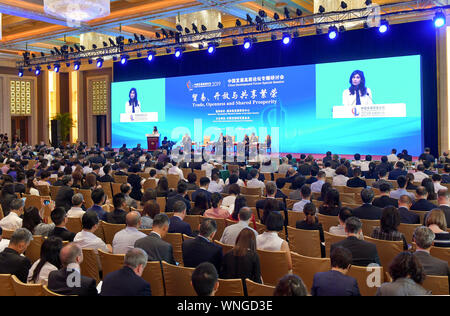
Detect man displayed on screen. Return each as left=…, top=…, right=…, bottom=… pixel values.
left=342, top=70, right=373, bottom=106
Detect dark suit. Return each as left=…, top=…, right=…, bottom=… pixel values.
left=168, top=216, right=194, bottom=236
left=182, top=236, right=223, bottom=272
left=191, top=188, right=212, bottom=208
left=388, top=168, right=407, bottom=180
left=372, top=196, right=398, bottom=208
left=255, top=198, right=287, bottom=224
left=411, top=199, right=436, bottom=212
left=330, top=236, right=380, bottom=267
left=346, top=177, right=367, bottom=188
left=166, top=193, right=191, bottom=213
left=55, top=185, right=75, bottom=212
left=98, top=175, right=114, bottom=183
left=351, top=203, right=383, bottom=220
left=101, top=266, right=151, bottom=296
left=398, top=207, right=420, bottom=224
left=414, top=251, right=450, bottom=277
left=441, top=174, right=450, bottom=184
left=0, top=248, right=32, bottom=283
left=0, top=193, right=16, bottom=216
left=106, top=209, right=127, bottom=224
left=311, top=270, right=360, bottom=296
left=48, top=268, right=98, bottom=296
left=438, top=205, right=450, bottom=227
left=134, top=233, right=176, bottom=264
left=48, top=226, right=76, bottom=242
left=14, top=183, right=26, bottom=194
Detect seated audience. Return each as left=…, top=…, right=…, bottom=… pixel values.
left=220, top=183, right=239, bottom=214
left=204, top=192, right=229, bottom=219
left=48, top=207, right=76, bottom=241
left=372, top=183, right=398, bottom=208
left=54, top=175, right=74, bottom=211
left=190, top=191, right=209, bottom=216
left=256, top=211, right=292, bottom=271
left=87, top=188, right=107, bottom=222
left=292, top=185, right=312, bottom=212
left=47, top=243, right=98, bottom=296
left=296, top=203, right=325, bottom=257
left=330, top=217, right=380, bottom=266
left=311, top=246, right=360, bottom=296
left=140, top=200, right=160, bottom=229
left=372, top=169, right=392, bottom=190
left=371, top=206, right=408, bottom=250
left=113, top=211, right=147, bottom=254
left=168, top=200, right=194, bottom=236
left=22, top=206, right=55, bottom=236
left=74, top=211, right=112, bottom=254
left=182, top=218, right=222, bottom=272
left=376, top=252, right=430, bottom=296
left=319, top=188, right=341, bottom=216
left=0, top=198, right=24, bottom=231
left=397, top=195, right=420, bottom=224
left=191, top=262, right=219, bottom=296
left=388, top=161, right=407, bottom=180
left=166, top=181, right=191, bottom=213
left=273, top=274, right=308, bottom=296
left=432, top=174, right=446, bottom=193
left=311, top=171, right=326, bottom=193
left=413, top=164, right=429, bottom=183
left=425, top=209, right=450, bottom=247
left=329, top=207, right=354, bottom=236
left=106, top=193, right=128, bottom=224
left=66, top=193, right=85, bottom=218
left=208, top=172, right=224, bottom=193
left=352, top=188, right=383, bottom=220
left=220, top=228, right=261, bottom=283
left=422, top=178, right=437, bottom=201
left=332, top=165, right=349, bottom=186
left=413, top=226, right=450, bottom=277
left=390, top=176, right=415, bottom=200
left=411, top=186, right=436, bottom=211
left=435, top=189, right=450, bottom=225
left=185, top=173, right=198, bottom=191
left=288, top=176, right=306, bottom=200
left=346, top=168, right=367, bottom=188
left=134, top=213, right=176, bottom=264
left=192, top=177, right=212, bottom=207
left=101, top=248, right=151, bottom=296
left=220, top=207, right=258, bottom=246
left=0, top=228, right=32, bottom=282
left=246, top=169, right=265, bottom=195
left=27, top=236, right=63, bottom=285
left=121, top=183, right=138, bottom=209
left=155, top=177, right=170, bottom=198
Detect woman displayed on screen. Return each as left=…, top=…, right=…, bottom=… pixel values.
left=125, top=88, right=141, bottom=113
left=342, top=70, right=373, bottom=106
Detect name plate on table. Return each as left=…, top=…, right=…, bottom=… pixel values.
left=332, top=104, right=406, bottom=118
left=120, top=112, right=158, bottom=122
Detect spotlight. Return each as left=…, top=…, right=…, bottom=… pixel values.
left=246, top=14, right=253, bottom=25
left=120, top=54, right=129, bottom=65
left=174, top=48, right=183, bottom=58
left=40, top=52, right=45, bottom=57
left=134, top=33, right=140, bottom=42
left=271, top=34, right=277, bottom=41
left=112, top=56, right=118, bottom=62
left=169, top=30, right=175, bottom=38
left=217, top=22, right=224, bottom=29
left=184, top=27, right=191, bottom=34
left=259, top=10, right=267, bottom=18
left=365, top=0, right=372, bottom=5
left=207, top=42, right=218, bottom=54
left=316, top=27, right=323, bottom=35
left=319, top=5, right=326, bottom=13
left=274, top=13, right=280, bottom=21
left=88, top=59, right=93, bottom=64
left=201, top=25, right=207, bottom=32
left=92, top=44, right=97, bottom=49
left=339, top=25, right=346, bottom=32
left=235, top=19, right=241, bottom=27
left=103, top=41, right=108, bottom=47
left=96, top=58, right=103, bottom=68
left=109, top=38, right=116, bottom=47
left=80, top=45, right=85, bottom=51
left=137, top=52, right=142, bottom=58
left=35, top=66, right=41, bottom=76
left=161, top=29, right=168, bottom=38
left=54, top=63, right=60, bottom=72
left=66, top=62, right=71, bottom=67
left=282, top=33, right=291, bottom=45
left=340, top=1, right=347, bottom=9
left=140, top=35, right=145, bottom=41
left=232, top=38, right=239, bottom=45
left=433, top=12, right=446, bottom=28
left=363, top=21, right=369, bottom=29
left=328, top=26, right=338, bottom=39
left=293, top=31, right=300, bottom=38
left=147, top=50, right=155, bottom=61
left=284, top=7, right=290, bottom=19
left=192, top=23, right=199, bottom=33
left=47, top=65, right=51, bottom=70
left=73, top=61, right=81, bottom=71
left=18, top=69, right=23, bottom=77
left=296, top=8, right=302, bottom=16
left=176, top=24, right=183, bottom=32
left=69, top=47, right=74, bottom=53
left=243, top=37, right=252, bottom=49
left=378, top=19, right=389, bottom=33
left=166, top=48, right=171, bottom=54
left=155, top=33, right=161, bottom=39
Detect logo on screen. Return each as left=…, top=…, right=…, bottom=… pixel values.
left=187, top=80, right=193, bottom=91
left=352, top=107, right=360, bottom=117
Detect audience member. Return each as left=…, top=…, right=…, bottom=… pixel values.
left=220, top=207, right=258, bottom=246
left=273, top=274, right=308, bottom=296
left=66, top=193, right=85, bottom=218
left=87, top=188, right=107, bottom=221
left=106, top=193, right=128, bottom=224
left=113, top=211, right=146, bottom=254
left=425, top=209, right=450, bottom=247
left=204, top=192, right=229, bottom=219
left=140, top=200, right=160, bottom=229
left=371, top=206, right=408, bottom=250
left=0, top=198, right=24, bottom=231
left=27, top=236, right=62, bottom=285
left=22, top=206, right=55, bottom=236
left=319, top=189, right=341, bottom=216
left=292, top=185, right=312, bottom=212
left=352, top=188, right=383, bottom=220
left=48, top=207, right=76, bottom=241
left=0, top=228, right=32, bottom=282
left=168, top=200, right=194, bottom=236
left=372, top=183, right=398, bottom=208
left=411, top=186, right=436, bottom=211
left=191, top=262, right=219, bottom=296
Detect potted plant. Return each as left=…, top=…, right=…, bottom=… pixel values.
left=52, top=113, right=74, bottom=146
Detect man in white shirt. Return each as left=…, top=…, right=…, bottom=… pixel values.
left=432, top=174, right=446, bottom=193
left=292, top=185, right=312, bottom=212
left=168, top=160, right=185, bottom=181
left=67, top=194, right=85, bottom=218
left=36, top=171, right=51, bottom=187
left=224, top=171, right=245, bottom=187
left=201, top=161, right=214, bottom=179
left=246, top=169, right=265, bottom=195
left=113, top=211, right=146, bottom=254
left=0, top=198, right=24, bottom=231
left=311, top=171, right=326, bottom=193
left=277, top=157, right=290, bottom=176
left=322, top=161, right=336, bottom=178
left=387, top=149, right=399, bottom=163
left=220, top=207, right=257, bottom=245
left=74, top=211, right=112, bottom=255
left=414, top=164, right=429, bottom=183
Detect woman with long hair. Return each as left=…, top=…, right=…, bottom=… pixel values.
left=125, top=88, right=141, bottom=114
left=421, top=178, right=437, bottom=201
left=190, top=191, right=209, bottom=215
left=156, top=177, right=170, bottom=197
left=22, top=206, right=55, bottom=236
left=296, top=203, right=325, bottom=256
left=342, top=70, right=373, bottom=106
left=27, top=236, right=63, bottom=285
left=140, top=200, right=160, bottom=229
left=319, top=188, right=341, bottom=216
left=426, top=209, right=450, bottom=247
left=204, top=192, right=229, bottom=219
left=220, top=228, right=261, bottom=283
left=371, top=206, right=408, bottom=250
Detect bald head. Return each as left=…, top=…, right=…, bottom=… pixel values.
left=60, top=243, right=82, bottom=267
left=126, top=211, right=141, bottom=228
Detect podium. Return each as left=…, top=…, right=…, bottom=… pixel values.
left=146, top=135, right=160, bottom=151
left=332, top=103, right=406, bottom=118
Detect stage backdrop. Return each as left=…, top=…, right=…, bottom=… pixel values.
left=112, top=21, right=437, bottom=156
